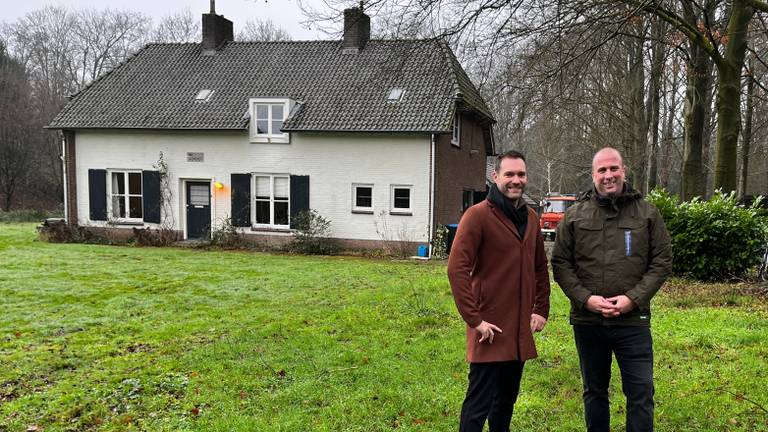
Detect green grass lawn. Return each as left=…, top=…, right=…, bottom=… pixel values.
left=1, top=223, right=767, bottom=431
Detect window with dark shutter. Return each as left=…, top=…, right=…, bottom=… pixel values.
left=231, top=173, right=252, bottom=227
left=88, top=169, right=107, bottom=221
left=289, top=175, right=309, bottom=228
left=142, top=171, right=161, bottom=223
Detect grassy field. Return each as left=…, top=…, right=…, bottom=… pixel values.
left=1, top=223, right=767, bottom=431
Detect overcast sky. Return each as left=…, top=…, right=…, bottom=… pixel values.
left=1, top=0, right=340, bottom=40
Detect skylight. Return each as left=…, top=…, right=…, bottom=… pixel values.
left=195, top=89, right=214, bottom=102
left=387, top=88, right=404, bottom=101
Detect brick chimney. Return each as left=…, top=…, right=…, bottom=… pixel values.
left=202, top=0, right=233, bottom=50
left=342, top=3, right=370, bottom=54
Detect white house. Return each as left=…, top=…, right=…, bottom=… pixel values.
left=48, top=5, right=496, bottom=251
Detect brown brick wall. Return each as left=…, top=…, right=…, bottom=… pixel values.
left=433, top=114, right=489, bottom=228
left=64, top=131, right=78, bottom=225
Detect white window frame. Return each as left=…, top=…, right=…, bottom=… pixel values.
left=107, top=169, right=143, bottom=223
left=390, top=184, right=413, bottom=215
left=451, top=113, right=461, bottom=147
left=252, top=173, right=291, bottom=229
left=352, top=183, right=374, bottom=213
left=249, top=98, right=291, bottom=143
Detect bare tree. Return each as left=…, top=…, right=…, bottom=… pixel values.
left=152, top=8, right=201, bottom=43
left=72, top=8, right=150, bottom=88
left=237, top=19, right=292, bottom=41
left=0, top=42, right=35, bottom=211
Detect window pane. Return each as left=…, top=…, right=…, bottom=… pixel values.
left=256, top=104, right=268, bottom=119
left=272, top=104, right=284, bottom=119
left=394, top=188, right=410, bottom=209
left=112, top=173, right=125, bottom=194
left=255, top=176, right=270, bottom=198
left=112, top=196, right=125, bottom=218
left=128, top=172, right=142, bottom=195
left=274, top=177, right=289, bottom=198
left=274, top=201, right=289, bottom=225
left=256, top=200, right=270, bottom=224
left=189, top=185, right=210, bottom=205
left=271, top=120, right=283, bottom=134
left=256, top=120, right=269, bottom=134
left=129, top=196, right=143, bottom=219
left=356, top=187, right=372, bottom=208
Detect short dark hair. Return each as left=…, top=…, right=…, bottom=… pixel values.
left=494, top=150, right=526, bottom=172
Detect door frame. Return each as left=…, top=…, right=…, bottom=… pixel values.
left=181, top=178, right=214, bottom=240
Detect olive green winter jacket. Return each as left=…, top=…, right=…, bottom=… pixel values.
left=551, top=186, right=672, bottom=326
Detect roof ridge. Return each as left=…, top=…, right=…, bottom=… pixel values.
left=436, top=40, right=461, bottom=98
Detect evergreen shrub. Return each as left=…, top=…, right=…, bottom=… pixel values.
left=646, top=188, right=768, bottom=281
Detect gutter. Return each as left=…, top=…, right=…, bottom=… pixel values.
left=428, top=133, right=436, bottom=258
left=61, top=136, right=67, bottom=223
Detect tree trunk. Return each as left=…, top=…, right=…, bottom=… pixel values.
left=647, top=16, right=665, bottom=191
left=625, top=20, right=647, bottom=190
left=739, top=56, right=754, bottom=196
left=681, top=44, right=711, bottom=200
left=660, top=59, right=679, bottom=190
left=713, top=1, right=755, bottom=192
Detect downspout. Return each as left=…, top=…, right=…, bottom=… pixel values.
left=61, top=135, right=68, bottom=223
left=428, top=133, right=436, bottom=258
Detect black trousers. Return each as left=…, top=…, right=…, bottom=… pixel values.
left=573, top=325, right=654, bottom=432
left=459, top=360, right=524, bottom=432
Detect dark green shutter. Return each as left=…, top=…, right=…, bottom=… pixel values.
left=290, top=175, right=309, bottom=228
left=142, top=170, right=161, bottom=223
left=231, top=173, right=252, bottom=227
left=88, top=169, right=107, bottom=221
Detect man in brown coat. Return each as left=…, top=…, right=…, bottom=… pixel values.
left=448, top=150, right=551, bottom=432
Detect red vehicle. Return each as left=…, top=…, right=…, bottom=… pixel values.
left=539, top=194, right=577, bottom=240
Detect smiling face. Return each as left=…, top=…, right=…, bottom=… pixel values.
left=493, top=156, right=527, bottom=200
left=591, top=148, right=626, bottom=197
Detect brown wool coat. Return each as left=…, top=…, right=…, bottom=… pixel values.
left=447, top=200, right=551, bottom=363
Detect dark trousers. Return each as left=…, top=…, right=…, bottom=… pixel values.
left=573, top=325, right=654, bottom=432
left=459, top=361, right=524, bottom=432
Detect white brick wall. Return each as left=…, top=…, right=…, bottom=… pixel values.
left=74, top=130, right=432, bottom=242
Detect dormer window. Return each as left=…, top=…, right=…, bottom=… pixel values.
left=451, top=113, right=461, bottom=147
left=249, top=98, right=291, bottom=143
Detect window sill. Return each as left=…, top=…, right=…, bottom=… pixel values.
left=107, top=221, right=145, bottom=227
left=451, top=140, right=460, bottom=147
left=250, top=226, right=292, bottom=233
left=250, top=135, right=290, bottom=144
left=352, top=209, right=374, bottom=214
left=389, top=211, right=413, bottom=216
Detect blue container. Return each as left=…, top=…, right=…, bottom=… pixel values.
left=417, top=244, right=429, bottom=257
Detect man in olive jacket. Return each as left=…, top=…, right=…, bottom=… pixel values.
left=552, top=147, right=672, bottom=432
left=448, top=150, right=550, bottom=432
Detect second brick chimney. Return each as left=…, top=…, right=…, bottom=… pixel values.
left=202, top=0, right=233, bottom=51
left=342, top=3, right=370, bottom=54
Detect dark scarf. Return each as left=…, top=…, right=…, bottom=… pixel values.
left=487, top=184, right=528, bottom=237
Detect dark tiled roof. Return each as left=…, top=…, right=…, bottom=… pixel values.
left=48, top=39, right=494, bottom=132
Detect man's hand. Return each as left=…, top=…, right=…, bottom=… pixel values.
left=585, top=295, right=620, bottom=316
left=530, top=314, right=547, bottom=333
left=604, top=295, right=636, bottom=315
left=474, top=321, right=502, bottom=344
